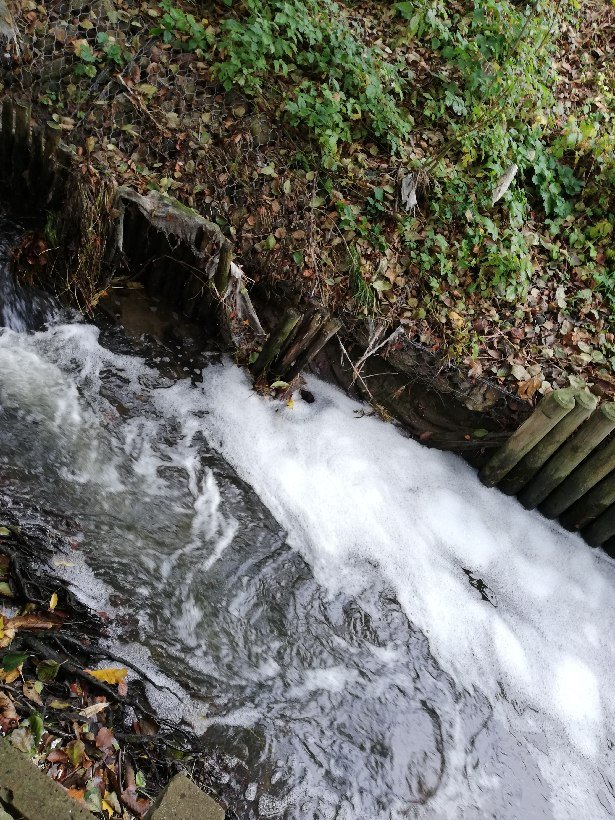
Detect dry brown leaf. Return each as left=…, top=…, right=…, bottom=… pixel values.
left=121, top=788, right=151, bottom=817
left=517, top=376, right=542, bottom=400
left=0, top=691, right=19, bottom=732
left=22, top=680, right=43, bottom=705
left=95, top=726, right=115, bottom=751
left=9, top=613, right=64, bottom=630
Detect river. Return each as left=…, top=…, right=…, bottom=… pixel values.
left=1, top=208, right=614, bottom=819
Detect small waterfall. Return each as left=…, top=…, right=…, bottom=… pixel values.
left=0, top=209, right=55, bottom=331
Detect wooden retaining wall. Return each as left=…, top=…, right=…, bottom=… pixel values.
left=0, top=101, right=340, bottom=388
left=480, top=389, right=615, bottom=552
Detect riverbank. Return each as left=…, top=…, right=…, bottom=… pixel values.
left=0, top=499, right=227, bottom=819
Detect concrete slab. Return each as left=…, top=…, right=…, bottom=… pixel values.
left=145, top=774, right=225, bottom=820
left=0, top=741, right=94, bottom=819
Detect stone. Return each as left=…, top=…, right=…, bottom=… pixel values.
left=0, top=741, right=94, bottom=819
left=145, top=774, right=225, bottom=820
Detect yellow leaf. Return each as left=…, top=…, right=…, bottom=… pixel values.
left=0, top=668, right=21, bottom=684
left=286, top=398, right=294, bottom=410
left=85, top=667, right=128, bottom=685
left=49, top=592, right=58, bottom=612
left=102, top=798, right=115, bottom=817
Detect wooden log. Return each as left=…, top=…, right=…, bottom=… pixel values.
left=478, top=390, right=575, bottom=488
left=582, top=505, right=615, bottom=548
left=276, top=308, right=328, bottom=376
left=11, top=102, right=30, bottom=180
left=518, top=401, right=615, bottom=509
left=0, top=98, right=13, bottom=173
left=559, top=470, right=615, bottom=532
left=214, top=239, right=232, bottom=297
left=541, top=433, right=615, bottom=519
left=498, top=391, right=597, bottom=495
left=251, top=308, right=301, bottom=381
left=284, top=318, right=342, bottom=383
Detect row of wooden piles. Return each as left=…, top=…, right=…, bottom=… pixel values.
left=480, top=389, right=615, bottom=549
left=249, top=306, right=341, bottom=387
left=0, top=99, right=64, bottom=201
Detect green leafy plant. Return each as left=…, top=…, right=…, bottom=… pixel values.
left=215, top=0, right=411, bottom=163
left=150, top=0, right=212, bottom=51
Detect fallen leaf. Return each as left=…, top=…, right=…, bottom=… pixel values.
left=9, top=613, right=63, bottom=630
left=2, top=650, right=28, bottom=671
left=517, top=376, right=542, bottom=400
left=29, top=712, right=44, bottom=746
left=66, top=738, right=86, bottom=768
left=36, top=659, right=60, bottom=682
left=80, top=701, right=109, bottom=718
left=95, top=726, right=115, bottom=751
left=49, top=592, right=58, bottom=612
left=0, top=582, right=13, bottom=598
left=23, top=680, right=43, bottom=705
left=0, top=692, right=19, bottom=732
left=85, top=667, right=128, bottom=685
left=121, top=787, right=152, bottom=817
left=49, top=699, right=72, bottom=710
left=0, top=617, right=16, bottom=648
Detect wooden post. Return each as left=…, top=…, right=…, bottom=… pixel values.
left=499, top=391, right=597, bottom=495
left=214, top=239, right=232, bottom=297
left=41, top=123, right=62, bottom=197
left=276, top=309, right=327, bottom=376
left=519, top=402, right=615, bottom=509
left=583, top=505, right=615, bottom=548
left=478, top=390, right=575, bottom=488
left=251, top=308, right=301, bottom=382
left=0, top=98, right=13, bottom=174
left=11, top=102, right=31, bottom=180
left=284, top=318, right=342, bottom=383
left=541, top=433, right=615, bottom=519
left=559, top=471, right=615, bottom=532
left=28, top=127, right=44, bottom=196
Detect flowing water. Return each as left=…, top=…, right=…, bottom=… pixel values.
left=1, top=209, right=615, bottom=819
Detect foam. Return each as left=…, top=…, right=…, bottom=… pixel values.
left=184, top=363, right=615, bottom=818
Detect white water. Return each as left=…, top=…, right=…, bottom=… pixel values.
left=1, top=317, right=614, bottom=818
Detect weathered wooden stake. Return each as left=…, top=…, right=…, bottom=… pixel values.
left=28, top=127, right=44, bottom=195
left=0, top=98, right=14, bottom=172
left=559, top=471, right=615, bottom=532
left=583, top=506, right=615, bottom=548
left=276, top=308, right=327, bottom=376
left=519, top=401, right=615, bottom=509
left=498, top=391, right=597, bottom=495
left=284, top=318, right=342, bottom=383
left=41, top=122, right=62, bottom=195
left=478, top=389, right=575, bottom=488
left=214, top=239, right=232, bottom=297
left=11, top=102, right=31, bottom=180
left=541, top=433, right=615, bottom=519
left=251, top=308, right=302, bottom=381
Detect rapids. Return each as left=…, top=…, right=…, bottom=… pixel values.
left=0, top=209, right=614, bottom=819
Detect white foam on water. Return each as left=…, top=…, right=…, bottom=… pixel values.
left=164, top=361, right=615, bottom=820
left=2, top=322, right=615, bottom=817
